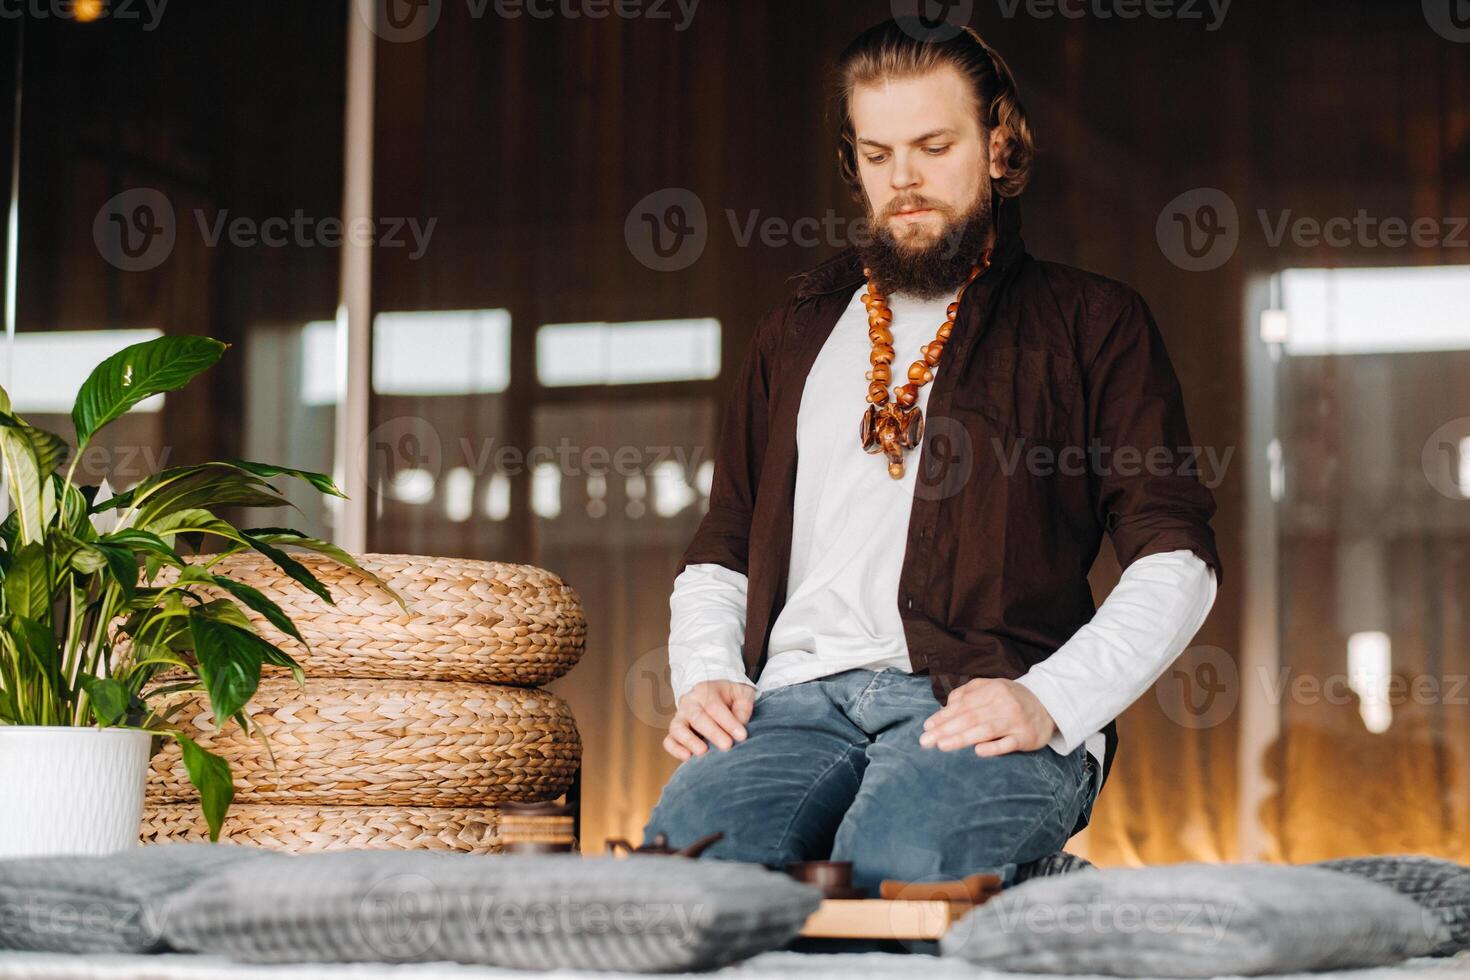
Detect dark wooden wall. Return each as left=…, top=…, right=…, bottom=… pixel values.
left=3, top=0, right=1466, bottom=862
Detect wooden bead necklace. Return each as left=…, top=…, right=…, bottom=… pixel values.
left=858, top=249, right=992, bottom=479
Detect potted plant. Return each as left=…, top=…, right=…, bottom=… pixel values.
left=0, top=334, right=383, bottom=857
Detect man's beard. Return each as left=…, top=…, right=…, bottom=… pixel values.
left=856, top=188, right=995, bottom=300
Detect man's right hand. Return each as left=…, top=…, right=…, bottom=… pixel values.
left=663, top=680, right=756, bottom=760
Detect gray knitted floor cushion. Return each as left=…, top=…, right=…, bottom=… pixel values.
left=1315, top=855, right=1470, bottom=957
left=940, top=862, right=1450, bottom=977
left=1013, top=850, right=1095, bottom=884
left=0, top=843, right=275, bottom=954
left=162, top=851, right=823, bottom=972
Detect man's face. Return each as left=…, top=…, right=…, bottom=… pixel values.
left=850, top=65, right=996, bottom=249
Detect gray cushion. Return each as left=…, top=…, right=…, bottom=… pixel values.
left=162, top=850, right=822, bottom=972
left=1013, top=850, right=1096, bottom=884
left=1315, top=855, right=1469, bottom=956
left=0, top=843, right=273, bottom=954
left=940, top=862, right=1450, bottom=976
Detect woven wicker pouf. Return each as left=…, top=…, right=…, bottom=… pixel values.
left=193, top=552, right=586, bottom=686
left=139, top=804, right=576, bottom=854
left=140, top=553, right=586, bottom=853
left=147, top=678, right=580, bottom=806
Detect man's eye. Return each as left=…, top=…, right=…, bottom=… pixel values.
left=924, top=145, right=950, bottom=155
left=865, top=154, right=888, bottom=165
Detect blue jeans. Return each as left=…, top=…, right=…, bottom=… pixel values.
left=644, top=668, right=1099, bottom=895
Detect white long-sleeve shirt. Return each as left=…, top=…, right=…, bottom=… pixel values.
left=668, top=288, right=1218, bottom=770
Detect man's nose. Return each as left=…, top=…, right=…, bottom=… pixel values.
left=889, top=151, right=920, bottom=191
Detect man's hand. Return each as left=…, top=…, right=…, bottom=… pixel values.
left=919, top=678, right=1057, bottom=756
left=663, top=680, right=756, bottom=761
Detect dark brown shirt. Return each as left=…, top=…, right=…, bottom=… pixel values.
left=676, top=197, right=1223, bottom=783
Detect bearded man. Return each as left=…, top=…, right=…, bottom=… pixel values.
left=643, top=19, right=1223, bottom=895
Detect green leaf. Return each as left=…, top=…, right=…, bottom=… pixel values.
left=95, top=542, right=141, bottom=601
left=247, top=530, right=405, bottom=612
left=79, top=674, right=130, bottom=726
left=0, top=508, right=18, bottom=551
left=3, top=542, right=51, bottom=621
left=210, top=575, right=307, bottom=649
left=175, top=734, right=234, bottom=842
left=223, top=460, right=346, bottom=498
left=55, top=476, right=92, bottom=536
left=187, top=610, right=266, bottom=726
left=0, top=414, right=70, bottom=477
left=0, top=425, right=46, bottom=545
left=100, top=528, right=178, bottom=558
left=52, top=527, right=108, bottom=575
left=71, top=336, right=227, bottom=447
left=239, top=532, right=334, bottom=606
left=10, top=615, right=66, bottom=703
left=97, top=464, right=286, bottom=518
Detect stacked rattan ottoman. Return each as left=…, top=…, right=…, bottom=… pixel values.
left=141, top=553, right=584, bottom=854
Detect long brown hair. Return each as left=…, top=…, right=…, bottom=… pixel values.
left=834, top=21, right=1035, bottom=204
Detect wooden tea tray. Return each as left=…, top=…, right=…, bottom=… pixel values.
left=798, top=872, right=1002, bottom=940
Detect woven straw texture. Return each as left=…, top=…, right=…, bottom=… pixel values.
left=193, top=551, right=585, bottom=686
left=139, top=804, right=577, bottom=854
left=146, top=679, right=580, bottom=807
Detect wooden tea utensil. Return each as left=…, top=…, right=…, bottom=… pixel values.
left=605, top=831, right=725, bottom=857
left=784, top=860, right=869, bottom=899
left=878, top=871, right=1003, bottom=903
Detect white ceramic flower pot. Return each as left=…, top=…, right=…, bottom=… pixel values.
left=0, top=726, right=153, bottom=858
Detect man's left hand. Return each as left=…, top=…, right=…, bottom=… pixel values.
left=919, top=678, right=1057, bottom=756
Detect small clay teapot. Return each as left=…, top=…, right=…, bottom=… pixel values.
left=605, top=831, right=725, bottom=858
